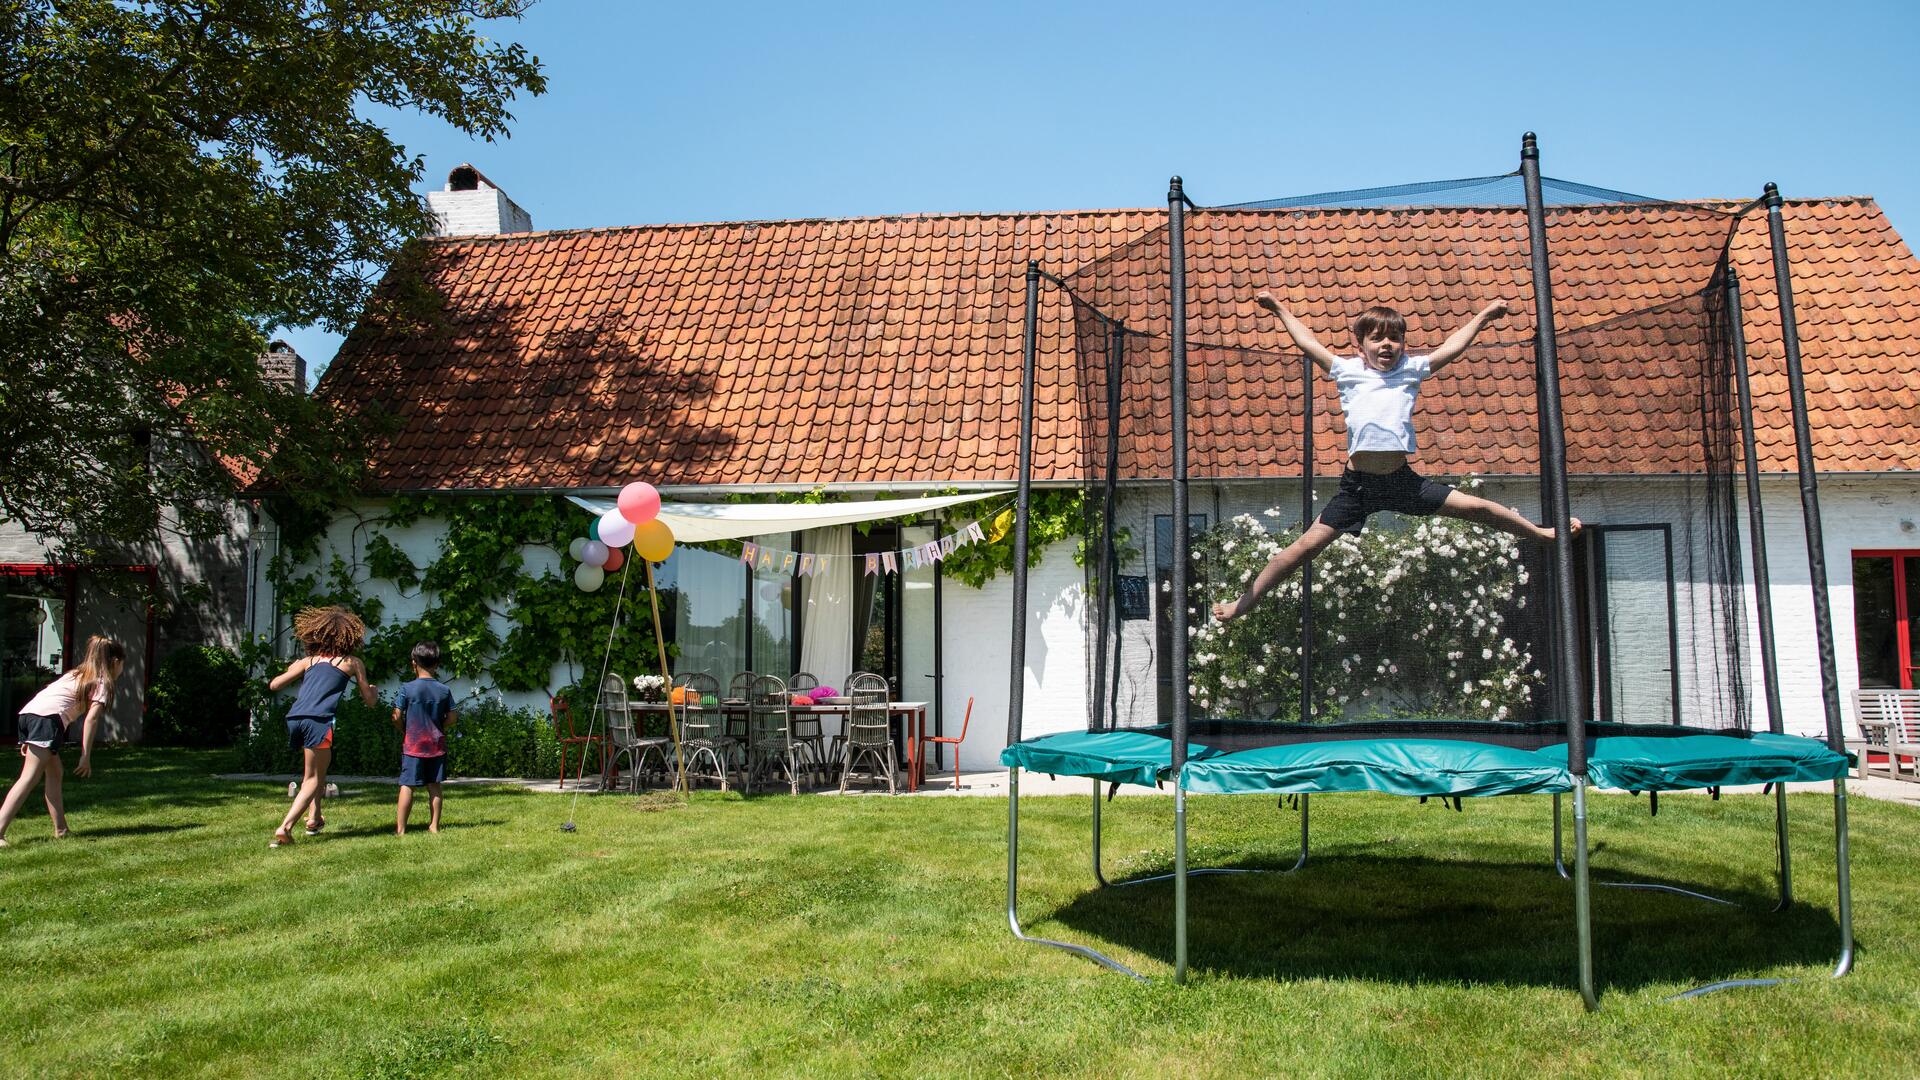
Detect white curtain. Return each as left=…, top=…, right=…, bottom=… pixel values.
left=799, top=526, right=854, bottom=689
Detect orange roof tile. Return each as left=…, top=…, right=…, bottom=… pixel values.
left=318, top=199, right=1920, bottom=490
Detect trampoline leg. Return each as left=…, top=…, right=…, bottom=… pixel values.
left=1174, top=780, right=1188, bottom=985
left=1553, top=790, right=1736, bottom=907
left=1096, top=783, right=1308, bottom=887
left=1832, top=778, right=1856, bottom=978
left=1773, top=784, right=1794, bottom=912
left=1005, top=768, right=1144, bottom=979
left=1572, top=782, right=1599, bottom=1011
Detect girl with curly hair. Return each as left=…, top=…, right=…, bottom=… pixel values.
left=0, top=635, right=124, bottom=847
left=267, top=606, right=376, bottom=847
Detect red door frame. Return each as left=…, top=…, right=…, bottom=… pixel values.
left=1855, top=549, right=1918, bottom=689
left=0, top=561, right=159, bottom=689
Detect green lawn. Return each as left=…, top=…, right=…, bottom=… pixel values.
left=1, top=749, right=1915, bottom=1078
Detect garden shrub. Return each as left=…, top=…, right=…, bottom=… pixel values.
left=235, top=688, right=560, bottom=778
left=145, top=645, right=250, bottom=747
left=1188, top=490, right=1542, bottom=723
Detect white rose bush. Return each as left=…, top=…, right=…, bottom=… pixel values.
left=1188, top=491, right=1541, bottom=724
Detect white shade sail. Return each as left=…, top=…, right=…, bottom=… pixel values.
left=566, top=490, right=1010, bottom=544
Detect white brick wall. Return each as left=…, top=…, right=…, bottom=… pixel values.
left=425, top=187, right=532, bottom=237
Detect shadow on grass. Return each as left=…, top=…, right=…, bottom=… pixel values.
left=1043, top=852, right=1842, bottom=992
left=69, top=822, right=206, bottom=839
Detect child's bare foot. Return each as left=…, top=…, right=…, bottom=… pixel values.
left=270, top=830, right=295, bottom=848
left=428, top=824, right=440, bottom=834
left=1212, top=598, right=1242, bottom=622
left=53, top=829, right=69, bottom=839
left=0, top=836, right=11, bottom=848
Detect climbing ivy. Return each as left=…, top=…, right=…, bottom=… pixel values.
left=262, top=494, right=666, bottom=696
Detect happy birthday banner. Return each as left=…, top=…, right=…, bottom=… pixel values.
left=738, top=518, right=995, bottom=577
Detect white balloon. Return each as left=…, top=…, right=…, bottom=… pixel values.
left=568, top=537, right=590, bottom=561
left=581, top=540, right=609, bottom=567
left=598, top=508, right=636, bottom=548
left=574, top=563, right=605, bottom=592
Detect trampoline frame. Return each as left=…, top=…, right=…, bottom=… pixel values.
left=1001, top=136, right=1857, bottom=1008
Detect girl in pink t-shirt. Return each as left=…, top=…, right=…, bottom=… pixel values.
left=0, top=635, right=125, bottom=847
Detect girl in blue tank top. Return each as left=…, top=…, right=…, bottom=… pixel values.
left=266, top=607, right=377, bottom=848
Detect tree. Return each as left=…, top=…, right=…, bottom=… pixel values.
left=0, top=1, right=545, bottom=556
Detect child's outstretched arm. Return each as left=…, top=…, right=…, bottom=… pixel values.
left=1254, top=291, right=1338, bottom=375
left=1427, top=300, right=1512, bottom=373
left=267, top=656, right=312, bottom=692
left=349, top=658, right=378, bottom=707
left=72, top=696, right=108, bottom=778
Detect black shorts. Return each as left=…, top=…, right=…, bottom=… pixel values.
left=1318, top=466, right=1455, bottom=535
left=17, top=712, right=66, bottom=751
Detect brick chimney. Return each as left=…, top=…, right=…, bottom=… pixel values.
left=425, top=163, right=532, bottom=237
left=260, top=340, right=306, bottom=394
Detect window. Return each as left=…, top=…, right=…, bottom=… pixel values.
left=1852, top=551, right=1918, bottom=690
left=1154, top=513, right=1208, bottom=721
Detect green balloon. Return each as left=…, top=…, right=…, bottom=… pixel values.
left=587, top=515, right=602, bottom=542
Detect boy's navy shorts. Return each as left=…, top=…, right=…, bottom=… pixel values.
left=286, top=717, right=335, bottom=751
left=399, top=754, right=447, bottom=787
left=1318, top=466, right=1455, bottom=535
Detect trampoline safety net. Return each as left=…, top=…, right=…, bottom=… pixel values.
left=1064, top=182, right=1763, bottom=755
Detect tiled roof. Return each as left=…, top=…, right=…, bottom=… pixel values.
left=319, top=198, right=1920, bottom=489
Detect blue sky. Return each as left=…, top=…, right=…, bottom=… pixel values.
left=285, top=0, right=1920, bottom=375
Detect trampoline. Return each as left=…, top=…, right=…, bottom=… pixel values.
left=997, top=134, right=1858, bottom=1008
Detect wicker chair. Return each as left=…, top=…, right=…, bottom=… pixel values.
left=746, top=675, right=804, bottom=795
left=725, top=671, right=756, bottom=765
left=786, top=671, right=830, bottom=782
left=602, top=674, right=672, bottom=793
left=672, top=671, right=729, bottom=792
left=839, top=672, right=897, bottom=794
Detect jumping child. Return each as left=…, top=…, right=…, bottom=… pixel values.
left=0, top=635, right=124, bottom=847
left=1214, top=293, right=1580, bottom=622
left=391, top=640, right=456, bottom=835
left=268, top=606, right=376, bottom=848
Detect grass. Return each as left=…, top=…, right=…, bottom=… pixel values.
left=1, top=748, right=1916, bottom=1078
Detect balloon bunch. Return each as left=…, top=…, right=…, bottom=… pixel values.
left=567, top=482, right=675, bottom=592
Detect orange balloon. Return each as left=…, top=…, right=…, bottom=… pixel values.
left=634, top=519, right=676, bottom=562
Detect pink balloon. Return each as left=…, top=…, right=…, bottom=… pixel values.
left=581, top=540, right=609, bottom=567
left=617, top=482, right=661, bottom=525
left=598, top=507, right=636, bottom=548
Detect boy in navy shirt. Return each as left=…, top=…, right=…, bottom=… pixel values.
left=392, top=641, right=457, bottom=834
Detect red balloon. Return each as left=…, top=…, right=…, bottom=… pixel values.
left=602, top=547, right=625, bottom=573
left=617, top=482, right=661, bottom=525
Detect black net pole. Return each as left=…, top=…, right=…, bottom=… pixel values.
left=1527, top=135, right=1598, bottom=1011
left=1763, top=186, right=1845, bottom=752
left=1007, top=261, right=1041, bottom=749
left=1725, top=266, right=1786, bottom=734
left=1299, top=345, right=1316, bottom=721
left=1765, top=183, right=1856, bottom=979
left=1168, top=179, right=1192, bottom=766
left=1092, top=316, right=1123, bottom=732
left=1520, top=134, right=1587, bottom=766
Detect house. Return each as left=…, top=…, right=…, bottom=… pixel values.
left=265, top=166, right=1920, bottom=770
left=0, top=343, right=302, bottom=742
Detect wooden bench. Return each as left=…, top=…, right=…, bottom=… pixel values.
left=1850, top=689, right=1920, bottom=782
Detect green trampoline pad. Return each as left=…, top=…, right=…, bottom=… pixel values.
left=1180, top=738, right=1575, bottom=798
left=1000, top=731, right=1220, bottom=787
left=1538, top=732, right=1849, bottom=791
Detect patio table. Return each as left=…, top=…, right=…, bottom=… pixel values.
left=631, top=700, right=931, bottom=791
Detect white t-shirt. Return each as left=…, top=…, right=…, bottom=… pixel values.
left=1329, top=352, right=1433, bottom=453
left=19, top=670, right=110, bottom=722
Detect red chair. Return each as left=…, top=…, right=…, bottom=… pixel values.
left=915, top=697, right=973, bottom=792
left=551, top=694, right=609, bottom=790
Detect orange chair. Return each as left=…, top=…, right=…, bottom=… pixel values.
left=915, top=697, right=973, bottom=792
left=551, top=693, right=609, bottom=790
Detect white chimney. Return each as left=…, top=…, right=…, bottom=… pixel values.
left=425, top=163, right=532, bottom=237
left=260, top=340, right=307, bottom=394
